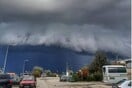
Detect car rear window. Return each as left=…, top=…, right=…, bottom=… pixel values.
left=23, top=76, right=34, bottom=81
left=108, top=67, right=126, bottom=73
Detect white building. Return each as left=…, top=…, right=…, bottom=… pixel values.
left=0, top=68, right=3, bottom=74
left=114, top=59, right=132, bottom=79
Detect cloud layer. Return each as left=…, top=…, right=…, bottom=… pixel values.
left=0, top=0, right=131, bottom=57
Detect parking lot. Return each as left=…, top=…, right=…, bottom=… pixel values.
left=12, top=77, right=111, bottom=88
left=37, top=77, right=111, bottom=88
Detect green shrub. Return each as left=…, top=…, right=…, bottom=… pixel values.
left=72, top=73, right=81, bottom=82
left=32, top=66, right=43, bottom=78
left=71, top=72, right=103, bottom=82
left=87, top=72, right=103, bottom=81
left=86, top=74, right=95, bottom=81
left=93, top=72, right=103, bottom=81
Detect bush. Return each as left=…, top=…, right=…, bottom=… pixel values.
left=32, top=70, right=41, bottom=77
left=71, top=72, right=103, bottom=82
left=32, top=66, right=43, bottom=78
left=72, top=73, right=81, bottom=82
left=47, top=73, right=57, bottom=77
left=86, top=74, right=95, bottom=81
left=93, top=72, right=103, bottom=81
left=87, top=72, right=103, bottom=81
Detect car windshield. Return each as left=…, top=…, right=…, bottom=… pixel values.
left=11, top=75, right=19, bottom=79
left=23, top=76, right=34, bottom=81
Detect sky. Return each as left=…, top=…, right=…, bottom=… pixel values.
left=0, top=45, right=94, bottom=73
left=0, top=0, right=131, bottom=57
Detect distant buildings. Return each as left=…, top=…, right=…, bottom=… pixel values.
left=66, top=62, right=73, bottom=77
left=112, top=59, right=131, bottom=68
left=112, top=59, right=132, bottom=79
left=0, top=68, right=3, bottom=73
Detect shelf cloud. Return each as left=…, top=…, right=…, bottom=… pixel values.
left=0, top=0, right=130, bottom=57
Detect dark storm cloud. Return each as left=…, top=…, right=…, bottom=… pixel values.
left=0, top=0, right=130, bottom=28
left=0, top=0, right=131, bottom=57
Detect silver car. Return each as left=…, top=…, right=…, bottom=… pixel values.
left=112, top=79, right=131, bottom=88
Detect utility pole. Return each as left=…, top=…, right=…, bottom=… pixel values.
left=66, top=62, right=69, bottom=76
left=22, top=59, right=29, bottom=75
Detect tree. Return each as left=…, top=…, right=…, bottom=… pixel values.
left=78, top=66, right=89, bottom=80
left=32, top=66, right=43, bottom=77
left=89, top=51, right=108, bottom=73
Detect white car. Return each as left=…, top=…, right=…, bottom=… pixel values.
left=112, top=80, right=131, bottom=88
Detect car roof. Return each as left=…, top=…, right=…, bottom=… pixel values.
left=0, top=74, right=10, bottom=76
left=125, top=80, right=132, bottom=82
left=0, top=74, right=11, bottom=78
left=103, top=65, right=125, bottom=67
left=119, top=80, right=132, bottom=85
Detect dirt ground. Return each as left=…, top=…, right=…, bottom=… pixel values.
left=39, top=77, right=111, bottom=88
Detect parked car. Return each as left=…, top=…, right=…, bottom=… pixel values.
left=112, top=79, right=131, bottom=88
left=0, top=74, right=12, bottom=88
left=10, top=75, right=20, bottom=85
left=20, top=73, right=32, bottom=81
left=19, top=76, right=36, bottom=88
left=60, top=75, right=68, bottom=81
left=7, top=73, right=20, bottom=85
left=60, top=75, right=72, bottom=82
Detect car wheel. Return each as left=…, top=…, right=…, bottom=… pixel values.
left=19, top=86, right=22, bottom=88
left=112, top=86, right=116, bottom=88
left=8, top=86, right=12, bottom=88
left=33, top=86, right=36, bottom=88
left=6, top=85, right=12, bottom=88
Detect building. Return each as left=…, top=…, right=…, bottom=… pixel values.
left=112, top=59, right=132, bottom=79
left=0, top=68, right=3, bottom=73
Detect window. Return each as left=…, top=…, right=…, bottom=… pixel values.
left=103, top=67, right=106, bottom=74
left=23, top=76, right=34, bottom=81
left=126, top=62, right=131, bottom=69
left=108, top=67, right=126, bottom=73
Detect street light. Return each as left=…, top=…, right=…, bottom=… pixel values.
left=3, top=42, right=16, bottom=73
left=22, top=59, right=29, bottom=74
left=3, top=45, right=9, bottom=73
